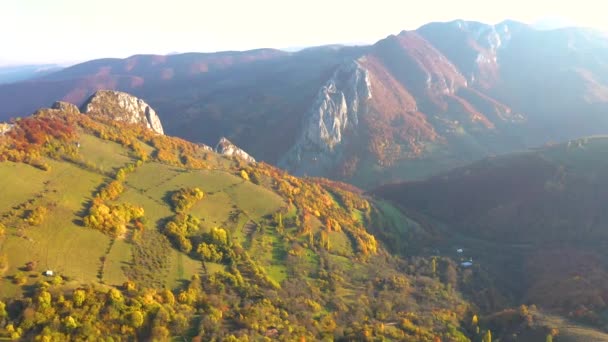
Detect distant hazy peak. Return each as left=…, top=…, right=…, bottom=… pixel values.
left=81, top=90, right=164, bottom=134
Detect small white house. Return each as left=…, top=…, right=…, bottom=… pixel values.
left=461, top=261, right=473, bottom=268
left=44, top=270, right=54, bottom=277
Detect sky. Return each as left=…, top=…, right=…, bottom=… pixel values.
left=0, top=0, right=605, bottom=66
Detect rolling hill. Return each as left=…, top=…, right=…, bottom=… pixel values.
left=4, top=21, right=608, bottom=187
left=0, top=96, right=481, bottom=341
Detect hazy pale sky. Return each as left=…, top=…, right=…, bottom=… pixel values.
left=0, top=0, right=604, bottom=66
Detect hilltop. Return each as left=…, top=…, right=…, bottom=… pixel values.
left=0, top=97, right=477, bottom=341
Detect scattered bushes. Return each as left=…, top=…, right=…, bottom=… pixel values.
left=24, top=206, right=48, bottom=226
left=170, top=187, right=204, bottom=213
left=84, top=201, right=144, bottom=237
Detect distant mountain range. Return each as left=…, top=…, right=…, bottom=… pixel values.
left=0, top=64, right=63, bottom=84
left=3, top=20, right=608, bottom=187
left=5, top=22, right=608, bottom=339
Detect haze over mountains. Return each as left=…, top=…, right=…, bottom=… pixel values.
left=3, top=19, right=608, bottom=187
left=0, top=64, right=63, bottom=85
left=6, top=17, right=608, bottom=341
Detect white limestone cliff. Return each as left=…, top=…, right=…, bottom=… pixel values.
left=280, top=60, right=372, bottom=175
left=215, top=137, right=256, bottom=163
left=82, top=90, right=164, bottom=134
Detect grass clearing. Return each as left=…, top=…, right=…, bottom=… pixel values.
left=0, top=160, right=115, bottom=297
left=175, top=169, right=242, bottom=193
left=103, top=239, right=132, bottom=286
left=0, top=162, right=49, bottom=212
left=204, top=262, right=224, bottom=274
left=78, top=133, right=133, bottom=172
left=2, top=207, right=110, bottom=289
left=223, top=180, right=284, bottom=218
left=267, top=231, right=288, bottom=284
left=375, top=200, right=412, bottom=235
left=119, top=187, right=173, bottom=228
left=167, top=249, right=202, bottom=289
left=328, top=231, right=353, bottom=256
left=191, top=191, right=234, bottom=229
left=124, top=162, right=183, bottom=191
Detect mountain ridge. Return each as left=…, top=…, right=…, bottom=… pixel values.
left=2, top=20, right=608, bottom=188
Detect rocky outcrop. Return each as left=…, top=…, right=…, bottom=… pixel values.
left=51, top=101, right=80, bottom=115
left=81, top=90, right=164, bottom=134
left=198, top=143, right=213, bottom=152
left=0, top=123, right=13, bottom=135
left=305, top=60, right=372, bottom=151
left=280, top=60, right=372, bottom=175
left=215, top=137, right=255, bottom=163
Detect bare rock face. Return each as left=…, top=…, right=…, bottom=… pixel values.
left=81, top=90, right=164, bottom=134
left=303, top=60, right=372, bottom=151
left=51, top=101, right=80, bottom=115
left=198, top=143, right=213, bottom=152
left=280, top=60, right=372, bottom=175
left=215, top=137, right=256, bottom=163
left=0, top=123, right=13, bottom=135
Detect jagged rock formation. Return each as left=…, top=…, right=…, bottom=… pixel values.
left=51, top=101, right=80, bottom=115
left=416, top=20, right=521, bottom=88
left=280, top=60, right=371, bottom=175
left=0, top=123, right=12, bottom=135
left=302, top=60, right=372, bottom=151
left=215, top=137, right=255, bottom=163
left=198, top=143, right=213, bottom=152
left=81, top=90, right=164, bottom=134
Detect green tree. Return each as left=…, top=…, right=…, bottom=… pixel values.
left=128, top=310, right=145, bottom=328
left=275, top=212, right=283, bottom=228
left=108, top=288, right=124, bottom=304
left=198, top=243, right=223, bottom=262
left=64, top=316, right=78, bottom=331
left=0, top=300, right=7, bottom=319
left=162, top=289, right=175, bottom=305
left=483, top=329, right=492, bottom=342
left=37, top=290, right=52, bottom=309
left=210, top=227, right=228, bottom=245
left=25, top=206, right=48, bottom=226
left=73, top=289, right=86, bottom=307
left=0, top=253, right=8, bottom=275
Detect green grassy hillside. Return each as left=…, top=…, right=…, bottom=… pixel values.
left=0, top=106, right=478, bottom=341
